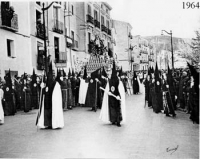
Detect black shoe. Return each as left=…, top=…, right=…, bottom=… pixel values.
left=166, top=114, right=170, bottom=117
left=117, top=123, right=121, bottom=127
left=172, top=114, right=176, bottom=117
left=112, top=122, right=115, bottom=125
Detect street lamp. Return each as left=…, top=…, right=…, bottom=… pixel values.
left=42, top=2, right=61, bottom=74
left=161, top=30, right=174, bottom=71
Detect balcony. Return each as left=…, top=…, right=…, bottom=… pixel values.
left=87, top=14, right=94, bottom=25
left=108, top=29, right=111, bottom=36
left=94, top=19, right=100, bottom=29
left=35, top=22, right=48, bottom=40
left=140, top=50, right=148, bottom=54
left=0, top=8, right=18, bottom=32
left=52, top=19, right=63, bottom=34
left=101, top=24, right=107, bottom=33
left=140, top=60, right=148, bottom=64
left=55, top=52, right=67, bottom=63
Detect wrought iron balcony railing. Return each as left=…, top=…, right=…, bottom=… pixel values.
left=101, top=24, right=107, bottom=33
left=108, top=29, right=111, bottom=36
left=0, top=8, right=18, bottom=32
left=94, top=19, right=100, bottom=29
left=55, top=52, right=67, bottom=63
left=52, top=19, right=64, bottom=34
left=35, top=22, right=48, bottom=40
left=87, top=14, right=94, bottom=24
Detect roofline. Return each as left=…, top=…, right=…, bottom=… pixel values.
left=102, top=2, right=112, bottom=10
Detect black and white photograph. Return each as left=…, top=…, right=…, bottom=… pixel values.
left=0, top=0, right=199, bottom=158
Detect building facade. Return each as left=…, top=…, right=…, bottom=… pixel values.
left=0, top=1, right=116, bottom=79
left=76, top=2, right=114, bottom=61
left=113, top=20, right=132, bottom=71
left=0, top=1, right=32, bottom=78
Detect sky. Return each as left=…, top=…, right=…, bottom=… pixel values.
left=106, top=0, right=200, bottom=39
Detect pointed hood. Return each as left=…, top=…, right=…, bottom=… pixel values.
left=77, top=71, right=81, bottom=78
left=83, top=66, right=87, bottom=80
left=68, top=68, right=71, bottom=77
left=5, top=69, right=12, bottom=89
left=63, top=69, right=67, bottom=77
left=154, top=62, right=159, bottom=79
left=109, top=60, right=119, bottom=94
left=72, top=69, right=75, bottom=77
left=118, top=66, right=123, bottom=77
left=32, top=69, right=37, bottom=84
left=111, top=60, right=117, bottom=79
left=55, top=68, right=62, bottom=84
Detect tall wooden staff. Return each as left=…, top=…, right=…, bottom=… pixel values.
left=36, top=70, right=45, bottom=126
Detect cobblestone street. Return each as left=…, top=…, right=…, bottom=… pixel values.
left=0, top=92, right=199, bottom=158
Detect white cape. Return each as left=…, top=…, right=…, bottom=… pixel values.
left=36, top=97, right=45, bottom=128
left=99, top=81, right=126, bottom=124
left=137, top=76, right=144, bottom=94
left=52, top=82, right=64, bottom=129
left=79, top=78, right=89, bottom=104
left=0, top=89, right=4, bottom=124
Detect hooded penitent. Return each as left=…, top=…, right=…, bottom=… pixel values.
left=133, top=70, right=139, bottom=94
left=31, top=69, right=39, bottom=109
left=83, top=66, right=87, bottom=80
left=3, top=69, right=15, bottom=116
left=152, top=62, right=163, bottom=113
left=108, top=61, right=122, bottom=123
left=43, top=62, right=55, bottom=127
left=68, top=69, right=72, bottom=78
left=187, top=62, right=199, bottom=124
left=85, top=68, right=101, bottom=110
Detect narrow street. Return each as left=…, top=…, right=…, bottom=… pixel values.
left=0, top=90, right=199, bottom=159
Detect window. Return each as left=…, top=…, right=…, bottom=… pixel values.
left=106, top=20, right=109, bottom=29
left=54, top=37, right=59, bottom=60
left=94, top=10, right=98, bottom=20
left=71, top=5, right=74, bottom=15
left=106, top=9, right=108, bottom=13
left=36, top=10, right=41, bottom=23
left=53, top=7, right=59, bottom=20
left=88, top=32, right=91, bottom=43
left=7, top=39, right=14, bottom=57
left=88, top=5, right=91, bottom=15
left=101, top=16, right=104, bottom=25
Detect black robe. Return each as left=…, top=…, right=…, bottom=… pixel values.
left=85, top=77, right=97, bottom=108
left=132, top=76, right=139, bottom=94
left=108, top=78, right=122, bottom=123
left=31, top=81, right=39, bottom=109
left=3, top=86, right=15, bottom=116
left=162, top=80, right=175, bottom=116
left=75, top=77, right=80, bottom=106
left=43, top=81, right=56, bottom=127
left=21, top=84, right=31, bottom=112
left=143, top=79, right=150, bottom=102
